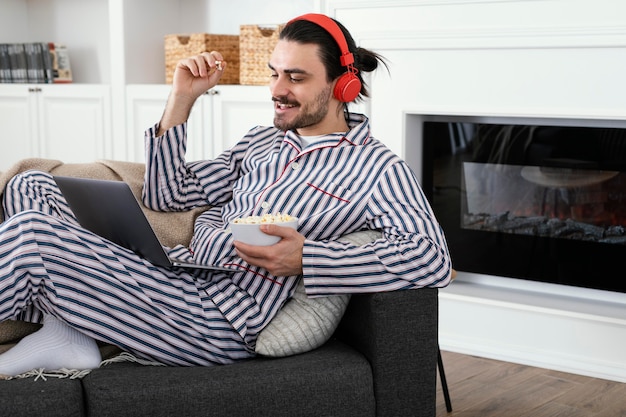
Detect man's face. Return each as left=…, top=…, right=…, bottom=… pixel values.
left=269, top=40, right=338, bottom=135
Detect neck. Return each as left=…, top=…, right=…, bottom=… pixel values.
left=296, top=105, right=349, bottom=136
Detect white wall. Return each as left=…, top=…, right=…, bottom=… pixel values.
left=206, top=0, right=318, bottom=34
left=0, top=0, right=28, bottom=42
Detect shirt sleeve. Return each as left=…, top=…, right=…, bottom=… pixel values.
left=301, top=161, right=452, bottom=296
left=141, top=122, right=246, bottom=212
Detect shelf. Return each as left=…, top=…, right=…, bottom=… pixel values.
left=1, top=0, right=110, bottom=84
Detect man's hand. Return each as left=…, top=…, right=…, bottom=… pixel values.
left=172, top=51, right=226, bottom=100
left=233, top=224, right=306, bottom=277
left=157, top=51, right=226, bottom=136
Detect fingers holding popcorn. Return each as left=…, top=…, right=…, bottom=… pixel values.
left=172, top=51, right=226, bottom=97
left=180, top=51, right=225, bottom=77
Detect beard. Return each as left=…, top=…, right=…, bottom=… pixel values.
left=273, top=86, right=332, bottom=132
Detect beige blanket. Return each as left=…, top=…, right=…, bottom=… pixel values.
left=0, top=158, right=209, bottom=349
left=0, top=157, right=207, bottom=248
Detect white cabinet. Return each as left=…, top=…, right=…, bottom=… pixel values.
left=126, top=84, right=273, bottom=162
left=209, top=85, right=274, bottom=155
left=0, top=84, right=111, bottom=171
left=0, top=85, right=37, bottom=168
left=124, top=85, right=171, bottom=162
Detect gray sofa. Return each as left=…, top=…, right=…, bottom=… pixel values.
left=0, top=288, right=439, bottom=417
left=0, top=159, right=440, bottom=416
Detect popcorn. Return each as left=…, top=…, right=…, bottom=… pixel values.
left=232, top=212, right=295, bottom=225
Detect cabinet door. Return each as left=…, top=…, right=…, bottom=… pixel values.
left=211, top=85, right=273, bottom=156
left=126, top=85, right=273, bottom=162
left=0, top=85, right=38, bottom=171
left=126, top=84, right=208, bottom=162
left=125, top=85, right=170, bottom=162
left=37, top=85, right=112, bottom=163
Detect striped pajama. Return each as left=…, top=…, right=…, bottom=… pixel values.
left=0, top=112, right=452, bottom=367
left=0, top=171, right=253, bottom=365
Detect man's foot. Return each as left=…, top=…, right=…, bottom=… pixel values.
left=0, top=315, right=101, bottom=377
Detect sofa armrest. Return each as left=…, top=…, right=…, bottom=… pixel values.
left=335, top=288, right=438, bottom=417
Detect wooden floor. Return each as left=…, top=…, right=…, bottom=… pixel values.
left=436, top=350, right=626, bottom=417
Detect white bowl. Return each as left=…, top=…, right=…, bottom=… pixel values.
left=230, top=218, right=299, bottom=246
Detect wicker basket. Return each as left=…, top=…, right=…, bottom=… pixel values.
left=239, top=24, right=284, bottom=85
left=164, top=33, right=240, bottom=84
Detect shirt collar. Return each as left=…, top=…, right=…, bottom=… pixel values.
left=283, top=113, right=371, bottom=149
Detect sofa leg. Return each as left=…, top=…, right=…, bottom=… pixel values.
left=438, top=345, right=452, bottom=412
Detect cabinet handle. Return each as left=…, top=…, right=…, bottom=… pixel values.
left=207, top=89, right=220, bottom=95
left=28, top=87, right=42, bottom=93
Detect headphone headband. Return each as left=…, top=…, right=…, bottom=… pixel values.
left=288, top=13, right=355, bottom=68
left=287, top=13, right=361, bottom=102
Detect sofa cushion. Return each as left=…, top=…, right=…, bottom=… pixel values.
left=255, top=278, right=349, bottom=357
left=82, top=339, right=375, bottom=417
left=0, top=378, right=84, bottom=417
left=255, top=230, right=381, bottom=357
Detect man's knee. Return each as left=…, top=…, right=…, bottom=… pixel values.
left=6, top=170, right=54, bottom=192
left=3, top=171, right=60, bottom=219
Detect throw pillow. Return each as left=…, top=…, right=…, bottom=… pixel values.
left=255, top=229, right=382, bottom=357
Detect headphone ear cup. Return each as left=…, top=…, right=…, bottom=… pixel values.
left=334, top=72, right=361, bottom=102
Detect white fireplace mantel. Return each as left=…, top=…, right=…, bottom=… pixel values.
left=326, top=0, right=626, bottom=382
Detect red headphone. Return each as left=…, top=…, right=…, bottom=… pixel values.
left=287, top=13, right=362, bottom=103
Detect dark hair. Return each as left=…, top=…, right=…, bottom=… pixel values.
left=279, top=17, right=388, bottom=102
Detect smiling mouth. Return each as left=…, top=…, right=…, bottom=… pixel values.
left=273, top=98, right=299, bottom=110
left=277, top=103, right=296, bottom=109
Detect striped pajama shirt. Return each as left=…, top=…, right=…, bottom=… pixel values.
left=0, top=113, right=451, bottom=366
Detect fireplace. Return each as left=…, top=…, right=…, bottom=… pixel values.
left=330, top=0, right=626, bottom=381
left=419, top=115, right=626, bottom=294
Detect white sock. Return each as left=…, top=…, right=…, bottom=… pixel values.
left=0, top=315, right=101, bottom=377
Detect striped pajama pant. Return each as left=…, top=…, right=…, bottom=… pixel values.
left=0, top=171, right=252, bottom=366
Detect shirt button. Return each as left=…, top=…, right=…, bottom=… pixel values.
left=261, top=201, right=270, bottom=209
left=292, top=162, right=300, bottom=170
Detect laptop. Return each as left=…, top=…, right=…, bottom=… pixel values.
left=53, top=175, right=237, bottom=273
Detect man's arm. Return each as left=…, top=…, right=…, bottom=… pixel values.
left=143, top=51, right=229, bottom=211
left=156, top=51, right=226, bottom=136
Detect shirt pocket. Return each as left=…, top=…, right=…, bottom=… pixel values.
left=270, top=179, right=354, bottom=224
left=305, top=181, right=353, bottom=205
left=293, top=180, right=353, bottom=221
left=297, top=181, right=355, bottom=238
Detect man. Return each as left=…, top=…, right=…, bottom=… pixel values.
left=0, top=13, right=451, bottom=377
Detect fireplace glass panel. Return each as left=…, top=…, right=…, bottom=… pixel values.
left=462, top=162, right=626, bottom=243
left=423, top=120, right=626, bottom=293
